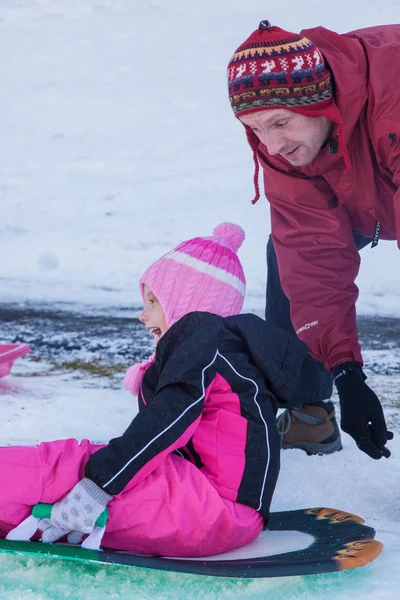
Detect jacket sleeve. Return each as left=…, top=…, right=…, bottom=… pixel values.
left=262, top=162, right=363, bottom=370
left=85, top=312, right=221, bottom=495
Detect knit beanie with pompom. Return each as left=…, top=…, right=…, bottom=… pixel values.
left=124, top=223, right=246, bottom=395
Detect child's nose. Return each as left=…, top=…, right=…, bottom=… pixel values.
left=139, top=309, right=147, bottom=323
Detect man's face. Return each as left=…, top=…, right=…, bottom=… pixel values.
left=239, top=109, right=333, bottom=167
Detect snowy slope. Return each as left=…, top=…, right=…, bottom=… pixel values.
left=1, top=0, right=399, bottom=316
left=1, top=358, right=400, bottom=600
left=1, top=1, right=400, bottom=599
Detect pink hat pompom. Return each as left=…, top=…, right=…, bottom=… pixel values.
left=213, top=223, right=245, bottom=253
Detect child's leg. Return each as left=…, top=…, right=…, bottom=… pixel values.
left=0, top=438, right=103, bottom=536
left=103, top=454, right=264, bottom=557
left=0, top=442, right=263, bottom=556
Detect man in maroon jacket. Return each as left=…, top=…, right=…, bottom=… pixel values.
left=227, top=20, right=398, bottom=459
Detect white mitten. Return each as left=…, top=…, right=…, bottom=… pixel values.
left=38, top=478, right=112, bottom=544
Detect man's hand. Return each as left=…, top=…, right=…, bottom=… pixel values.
left=38, top=478, right=112, bottom=544
left=333, top=361, right=393, bottom=459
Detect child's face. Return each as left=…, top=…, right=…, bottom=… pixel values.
left=139, top=284, right=169, bottom=342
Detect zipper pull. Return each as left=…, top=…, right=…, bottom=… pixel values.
left=329, top=136, right=338, bottom=154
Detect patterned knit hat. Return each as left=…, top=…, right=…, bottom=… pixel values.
left=227, top=21, right=350, bottom=202
left=140, top=222, right=246, bottom=327
left=228, top=20, right=334, bottom=117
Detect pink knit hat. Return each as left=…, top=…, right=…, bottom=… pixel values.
left=124, top=223, right=246, bottom=396
left=140, top=222, right=246, bottom=327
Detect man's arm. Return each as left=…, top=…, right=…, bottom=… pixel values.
left=264, top=166, right=362, bottom=370
left=263, top=164, right=392, bottom=459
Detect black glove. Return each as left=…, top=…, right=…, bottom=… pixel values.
left=333, top=361, right=393, bottom=459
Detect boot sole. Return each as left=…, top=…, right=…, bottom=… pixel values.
left=282, top=438, right=343, bottom=456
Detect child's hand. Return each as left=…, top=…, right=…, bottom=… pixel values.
left=38, top=478, right=112, bottom=544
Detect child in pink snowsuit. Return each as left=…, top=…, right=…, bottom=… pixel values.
left=0, top=223, right=309, bottom=557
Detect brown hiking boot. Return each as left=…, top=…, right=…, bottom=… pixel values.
left=277, top=401, right=343, bottom=455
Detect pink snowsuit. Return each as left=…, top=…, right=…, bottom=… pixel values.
left=0, top=312, right=306, bottom=556
left=0, top=439, right=263, bottom=556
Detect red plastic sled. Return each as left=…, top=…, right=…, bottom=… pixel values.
left=0, top=344, right=31, bottom=378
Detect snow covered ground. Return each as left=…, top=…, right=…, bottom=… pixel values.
left=1, top=0, right=400, bottom=598
left=1, top=331, right=400, bottom=600
left=1, top=0, right=400, bottom=316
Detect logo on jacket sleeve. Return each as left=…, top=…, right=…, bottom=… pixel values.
left=296, top=320, right=319, bottom=335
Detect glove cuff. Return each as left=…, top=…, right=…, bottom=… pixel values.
left=80, top=477, right=113, bottom=506
left=332, top=361, right=366, bottom=385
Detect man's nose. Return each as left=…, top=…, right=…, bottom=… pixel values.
left=258, top=129, right=285, bottom=156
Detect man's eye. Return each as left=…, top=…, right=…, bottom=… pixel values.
left=276, top=121, right=288, bottom=128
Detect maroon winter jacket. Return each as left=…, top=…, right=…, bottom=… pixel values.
left=254, top=24, right=400, bottom=371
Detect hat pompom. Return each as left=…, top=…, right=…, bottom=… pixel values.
left=213, top=223, right=245, bottom=253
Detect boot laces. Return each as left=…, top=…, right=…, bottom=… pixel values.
left=277, top=405, right=333, bottom=438
left=277, top=409, right=293, bottom=437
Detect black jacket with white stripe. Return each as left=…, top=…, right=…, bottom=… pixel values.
left=85, top=311, right=308, bottom=520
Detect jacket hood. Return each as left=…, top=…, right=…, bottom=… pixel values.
left=302, top=26, right=369, bottom=145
